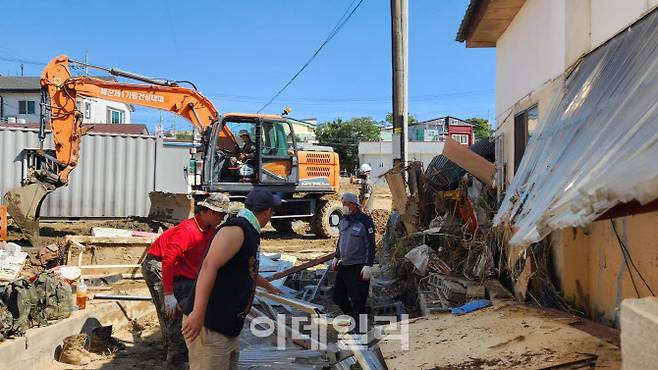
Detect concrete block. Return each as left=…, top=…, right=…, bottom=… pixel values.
left=621, top=297, right=658, bottom=370
left=0, top=297, right=155, bottom=370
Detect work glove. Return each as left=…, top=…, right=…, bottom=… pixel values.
left=360, top=266, right=373, bottom=281
left=331, top=257, right=340, bottom=272
left=164, top=294, right=178, bottom=317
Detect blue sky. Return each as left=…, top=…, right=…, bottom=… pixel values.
left=0, top=0, right=495, bottom=130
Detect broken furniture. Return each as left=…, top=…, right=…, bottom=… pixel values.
left=64, top=235, right=156, bottom=279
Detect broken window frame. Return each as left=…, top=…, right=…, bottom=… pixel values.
left=513, top=104, right=538, bottom=173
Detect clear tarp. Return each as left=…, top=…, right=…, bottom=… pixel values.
left=495, top=10, right=658, bottom=248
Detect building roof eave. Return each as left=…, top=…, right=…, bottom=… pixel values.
left=456, top=0, right=526, bottom=48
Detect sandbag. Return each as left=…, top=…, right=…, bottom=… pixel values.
left=1, top=278, right=40, bottom=335
left=0, top=300, right=13, bottom=341
left=33, top=271, right=73, bottom=321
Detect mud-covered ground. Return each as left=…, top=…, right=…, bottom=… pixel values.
left=26, top=181, right=392, bottom=369
left=7, top=179, right=391, bottom=264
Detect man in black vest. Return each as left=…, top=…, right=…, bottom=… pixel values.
left=181, top=188, right=282, bottom=370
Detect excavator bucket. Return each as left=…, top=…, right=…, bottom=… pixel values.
left=3, top=182, right=54, bottom=245
left=148, top=191, right=195, bottom=224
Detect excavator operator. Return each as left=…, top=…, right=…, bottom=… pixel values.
left=237, top=130, right=255, bottom=160
left=227, top=130, right=257, bottom=181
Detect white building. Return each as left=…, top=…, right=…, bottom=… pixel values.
left=0, top=76, right=132, bottom=124
left=358, top=141, right=444, bottom=179
left=457, top=0, right=657, bottom=182
left=457, top=0, right=658, bottom=328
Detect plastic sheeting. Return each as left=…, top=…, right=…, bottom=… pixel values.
left=495, top=10, right=658, bottom=247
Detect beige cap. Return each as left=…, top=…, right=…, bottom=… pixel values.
left=197, top=193, right=230, bottom=213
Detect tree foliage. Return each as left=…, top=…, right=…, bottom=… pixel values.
left=315, top=117, right=381, bottom=174
left=466, top=117, right=492, bottom=141
left=385, top=112, right=418, bottom=126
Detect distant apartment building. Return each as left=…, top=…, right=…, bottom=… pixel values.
left=0, top=76, right=132, bottom=124
left=380, top=116, right=475, bottom=146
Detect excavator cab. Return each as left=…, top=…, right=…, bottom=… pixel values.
left=203, top=115, right=299, bottom=189
left=195, top=114, right=343, bottom=238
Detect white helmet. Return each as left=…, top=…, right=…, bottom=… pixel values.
left=359, top=163, right=372, bottom=174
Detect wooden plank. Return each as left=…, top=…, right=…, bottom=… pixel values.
left=80, top=273, right=144, bottom=280
left=384, top=172, right=408, bottom=214
left=442, top=137, right=495, bottom=187
left=0, top=205, right=7, bottom=241
left=266, top=252, right=335, bottom=281
left=65, top=235, right=156, bottom=244
left=79, top=264, right=142, bottom=269
left=255, top=289, right=324, bottom=315
left=66, top=237, right=148, bottom=277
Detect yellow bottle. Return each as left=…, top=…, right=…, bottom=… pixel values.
left=76, top=279, right=87, bottom=310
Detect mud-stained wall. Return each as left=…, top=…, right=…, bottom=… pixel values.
left=552, top=211, right=658, bottom=327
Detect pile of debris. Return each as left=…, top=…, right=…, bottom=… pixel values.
left=366, top=138, right=624, bottom=369
left=371, top=137, right=509, bottom=316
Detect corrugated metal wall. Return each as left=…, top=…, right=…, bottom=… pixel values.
left=0, top=127, right=189, bottom=218
left=155, top=141, right=192, bottom=194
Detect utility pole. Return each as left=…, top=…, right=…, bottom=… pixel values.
left=391, top=0, right=408, bottom=167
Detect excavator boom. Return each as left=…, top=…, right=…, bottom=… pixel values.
left=4, top=55, right=222, bottom=244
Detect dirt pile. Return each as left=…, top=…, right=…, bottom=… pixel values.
left=7, top=217, right=171, bottom=247
left=370, top=209, right=391, bottom=236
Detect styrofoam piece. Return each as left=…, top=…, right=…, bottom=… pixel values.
left=0, top=249, right=28, bottom=281
left=91, top=227, right=133, bottom=238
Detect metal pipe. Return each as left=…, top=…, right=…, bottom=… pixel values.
left=108, top=68, right=177, bottom=86
left=69, top=59, right=178, bottom=86
left=91, top=294, right=152, bottom=301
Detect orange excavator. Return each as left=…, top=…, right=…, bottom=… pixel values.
left=4, top=55, right=342, bottom=244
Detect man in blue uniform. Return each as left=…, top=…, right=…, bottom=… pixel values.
left=332, top=192, right=376, bottom=332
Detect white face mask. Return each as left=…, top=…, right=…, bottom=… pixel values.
left=342, top=206, right=351, bottom=215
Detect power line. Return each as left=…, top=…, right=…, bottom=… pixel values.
left=611, top=220, right=655, bottom=297
left=0, top=55, right=46, bottom=66
left=209, top=89, right=494, bottom=105
left=257, top=0, right=366, bottom=113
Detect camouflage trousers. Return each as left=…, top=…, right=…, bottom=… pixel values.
left=142, top=255, right=194, bottom=370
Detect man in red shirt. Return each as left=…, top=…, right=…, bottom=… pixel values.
left=141, top=193, right=229, bottom=370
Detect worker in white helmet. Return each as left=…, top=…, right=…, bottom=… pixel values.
left=358, top=163, right=374, bottom=214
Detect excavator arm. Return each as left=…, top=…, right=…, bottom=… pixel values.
left=4, top=54, right=227, bottom=243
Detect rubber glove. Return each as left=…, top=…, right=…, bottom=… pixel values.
left=164, top=294, right=178, bottom=317
left=360, top=265, right=372, bottom=281
left=331, top=257, right=340, bottom=272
